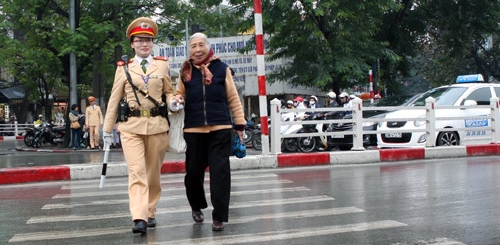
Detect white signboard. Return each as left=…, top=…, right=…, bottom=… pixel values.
left=154, top=35, right=322, bottom=96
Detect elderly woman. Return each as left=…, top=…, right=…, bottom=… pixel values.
left=102, top=17, right=175, bottom=235
left=171, top=32, right=245, bottom=232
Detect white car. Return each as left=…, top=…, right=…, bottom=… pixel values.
left=377, top=74, right=500, bottom=148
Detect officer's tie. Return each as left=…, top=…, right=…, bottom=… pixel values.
left=140, top=60, right=147, bottom=73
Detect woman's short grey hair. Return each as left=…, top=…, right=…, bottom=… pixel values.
left=189, top=32, right=210, bottom=52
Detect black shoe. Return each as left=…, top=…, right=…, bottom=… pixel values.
left=212, top=220, right=224, bottom=231
left=132, top=220, right=147, bottom=234
left=192, top=210, right=204, bottom=223
left=147, top=217, right=156, bottom=227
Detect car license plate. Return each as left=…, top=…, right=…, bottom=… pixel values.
left=332, top=134, right=344, bottom=138
left=385, top=132, right=402, bottom=138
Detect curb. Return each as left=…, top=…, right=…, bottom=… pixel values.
left=0, top=136, right=23, bottom=141
left=1, top=144, right=500, bottom=185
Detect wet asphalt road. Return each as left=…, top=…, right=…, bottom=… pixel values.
left=0, top=140, right=182, bottom=169
left=0, top=139, right=257, bottom=169
left=1, top=141, right=500, bottom=245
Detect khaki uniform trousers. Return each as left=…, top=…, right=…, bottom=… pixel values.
left=88, top=126, right=100, bottom=148
left=120, top=130, right=168, bottom=222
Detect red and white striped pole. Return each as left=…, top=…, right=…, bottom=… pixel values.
left=369, top=69, right=374, bottom=103
left=254, top=0, right=270, bottom=154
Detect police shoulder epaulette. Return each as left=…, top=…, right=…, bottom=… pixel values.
left=116, top=60, right=126, bottom=66
left=153, top=56, right=169, bottom=61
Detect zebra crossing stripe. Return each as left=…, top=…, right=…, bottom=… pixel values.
left=52, top=179, right=294, bottom=199
left=42, top=187, right=311, bottom=209
left=28, top=195, right=335, bottom=224
left=10, top=207, right=365, bottom=242
left=390, top=237, right=466, bottom=245
left=152, top=220, right=408, bottom=245
left=60, top=173, right=280, bottom=190
left=10, top=220, right=405, bottom=243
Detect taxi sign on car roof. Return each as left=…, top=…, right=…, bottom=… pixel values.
left=456, top=74, right=484, bottom=83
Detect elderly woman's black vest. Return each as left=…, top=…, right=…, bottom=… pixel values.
left=182, top=60, right=233, bottom=129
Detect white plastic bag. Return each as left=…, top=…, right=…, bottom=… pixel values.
left=168, top=110, right=186, bottom=153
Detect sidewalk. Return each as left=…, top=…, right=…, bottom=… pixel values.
left=1, top=142, right=500, bottom=185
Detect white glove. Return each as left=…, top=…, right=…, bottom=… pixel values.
left=103, top=131, right=112, bottom=148
left=169, top=100, right=184, bottom=112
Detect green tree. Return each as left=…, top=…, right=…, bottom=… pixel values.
left=0, top=0, right=165, bottom=122
left=226, top=0, right=402, bottom=97
left=416, top=0, right=500, bottom=87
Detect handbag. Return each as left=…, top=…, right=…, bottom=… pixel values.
left=71, top=120, right=81, bottom=129
left=168, top=110, right=186, bottom=153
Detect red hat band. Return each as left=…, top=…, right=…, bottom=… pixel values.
left=130, top=26, right=154, bottom=37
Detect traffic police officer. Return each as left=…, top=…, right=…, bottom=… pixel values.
left=102, top=17, right=175, bottom=235
left=85, top=96, right=103, bottom=149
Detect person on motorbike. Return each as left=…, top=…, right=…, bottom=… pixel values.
left=338, top=92, right=353, bottom=118
left=324, top=92, right=340, bottom=119
left=304, top=95, right=322, bottom=120
left=34, top=114, right=44, bottom=127
left=281, top=99, right=296, bottom=122
left=293, top=96, right=306, bottom=119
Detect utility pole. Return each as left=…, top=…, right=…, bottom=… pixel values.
left=69, top=0, right=77, bottom=107
left=185, top=20, right=189, bottom=58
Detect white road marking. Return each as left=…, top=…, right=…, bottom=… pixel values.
left=42, top=187, right=310, bottom=209
left=10, top=207, right=364, bottom=242
left=52, top=179, right=294, bottom=199
left=152, top=220, right=408, bottom=245
left=390, top=237, right=467, bottom=245
left=28, top=195, right=334, bottom=224
left=60, top=173, right=279, bottom=190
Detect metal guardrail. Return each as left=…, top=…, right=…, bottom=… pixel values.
left=0, top=122, right=34, bottom=136
left=263, top=97, right=500, bottom=154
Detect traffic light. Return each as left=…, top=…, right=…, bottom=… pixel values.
left=191, top=24, right=207, bottom=34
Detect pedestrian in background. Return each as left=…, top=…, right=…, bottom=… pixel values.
left=85, top=96, right=103, bottom=149
left=172, top=32, right=245, bottom=232
left=55, top=106, right=65, bottom=126
left=68, top=104, right=82, bottom=150
left=102, top=16, right=175, bottom=235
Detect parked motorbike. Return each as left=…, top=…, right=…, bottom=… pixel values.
left=242, top=114, right=258, bottom=145
left=296, top=117, right=318, bottom=153
left=32, top=121, right=65, bottom=148
left=23, top=125, right=41, bottom=147
left=281, top=112, right=302, bottom=152
left=251, top=112, right=297, bottom=152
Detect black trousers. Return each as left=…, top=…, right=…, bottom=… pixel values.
left=184, top=129, right=232, bottom=222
